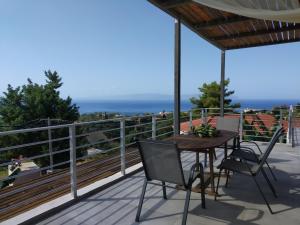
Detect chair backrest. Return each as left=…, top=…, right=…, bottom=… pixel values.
left=254, top=126, right=284, bottom=174
left=137, top=140, right=186, bottom=186
left=216, top=117, right=240, bottom=146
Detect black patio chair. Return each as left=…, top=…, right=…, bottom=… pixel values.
left=215, top=126, right=284, bottom=214
left=204, top=117, right=240, bottom=166
left=136, top=139, right=205, bottom=225
left=216, top=116, right=240, bottom=149
left=231, top=126, right=284, bottom=182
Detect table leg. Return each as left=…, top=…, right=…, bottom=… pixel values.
left=195, top=152, right=200, bottom=171
left=209, top=148, right=215, bottom=193
left=224, top=142, right=228, bottom=159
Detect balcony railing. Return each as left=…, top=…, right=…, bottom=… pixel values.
left=0, top=106, right=296, bottom=222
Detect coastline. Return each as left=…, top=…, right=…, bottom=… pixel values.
left=75, top=99, right=299, bottom=115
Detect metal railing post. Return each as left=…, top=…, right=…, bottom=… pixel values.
left=152, top=115, right=156, bottom=140
left=189, top=111, right=193, bottom=131
left=240, top=110, right=243, bottom=141
left=48, top=118, right=53, bottom=172
left=69, top=124, right=77, bottom=199
left=279, top=108, right=283, bottom=143
left=287, top=105, right=294, bottom=146
left=202, top=108, right=208, bottom=125
left=120, top=118, right=126, bottom=175
left=205, top=108, right=208, bottom=124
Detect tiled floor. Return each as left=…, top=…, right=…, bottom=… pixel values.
left=37, top=143, right=300, bottom=225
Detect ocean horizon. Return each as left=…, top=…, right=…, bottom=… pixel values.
left=75, top=99, right=299, bottom=115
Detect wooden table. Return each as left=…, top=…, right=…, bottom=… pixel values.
left=166, top=130, right=238, bottom=194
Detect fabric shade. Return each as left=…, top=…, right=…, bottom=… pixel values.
left=193, top=0, right=300, bottom=23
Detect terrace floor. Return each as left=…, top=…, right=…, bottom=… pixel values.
left=36, top=143, right=300, bottom=225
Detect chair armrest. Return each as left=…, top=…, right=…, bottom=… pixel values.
left=187, top=162, right=204, bottom=186
left=231, top=147, right=260, bottom=162
left=240, top=140, right=263, bottom=153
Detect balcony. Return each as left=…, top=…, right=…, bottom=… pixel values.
left=0, top=107, right=300, bottom=224
left=8, top=144, right=300, bottom=225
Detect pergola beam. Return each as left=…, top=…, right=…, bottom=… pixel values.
left=212, top=24, right=300, bottom=41
left=194, top=16, right=250, bottom=30
left=161, top=0, right=191, bottom=9
left=227, top=37, right=300, bottom=50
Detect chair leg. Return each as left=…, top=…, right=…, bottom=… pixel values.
left=252, top=176, right=273, bottom=214
left=199, top=173, right=206, bottom=208
left=215, top=169, right=222, bottom=201
left=225, top=170, right=230, bottom=188
left=162, top=181, right=167, bottom=199
left=213, top=149, right=217, bottom=160
left=265, top=160, right=277, bottom=181
left=182, top=189, right=191, bottom=225
left=135, top=179, right=148, bottom=222
left=261, top=168, right=277, bottom=198
left=204, top=153, right=207, bottom=167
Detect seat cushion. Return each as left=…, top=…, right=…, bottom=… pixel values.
left=218, top=158, right=255, bottom=175
left=231, top=149, right=260, bottom=162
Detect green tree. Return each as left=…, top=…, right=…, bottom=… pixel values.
left=190, top=79, right=240, bottom=109
left=0, top=70, right=80, bottom=168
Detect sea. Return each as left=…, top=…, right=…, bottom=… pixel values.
left=76, top=99, right=299, bottom=115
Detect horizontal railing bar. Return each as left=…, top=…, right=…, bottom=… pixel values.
left=156, top=125, right=172, bottom=131
left=0, top=139, right=50, bottom=153
left=0, top=124, right=70, bottom=136
left=0, top=135, right=70, bottom=153
left=156, top=131, right=174, bottom=138
left=76, top=137, right=120, bottom=150
left=0, top=160, right=70, bottom=182
left=125, top=122, right=152, bottom=129
left=76, top=152, right=122, bottom=172
left=0, top=148, right=70, bottom=167
left=125, top=142, right=137, bottom=147
left=125, top=129, right=152, bottom=137
left=75, top=127, right=121, bottom=138
left=156, top=118, right=173, bottom=124
left=76, top=146, right=120, bottom=161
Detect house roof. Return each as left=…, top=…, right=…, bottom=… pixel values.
left=149, top=0, right=300, bottom=50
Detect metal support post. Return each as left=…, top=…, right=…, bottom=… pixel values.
left=204, top=108, right=208, bottom=124
left=287, top=105, right=294, bottom=146
left=279, top=108, right=283, bottom=143
left=120, top=119, right=126, bottom=175
left=69, top=124, right=77, bottom=199
left=201, top=109, right=205, bottom=125
left=189, top=111, right=193, bottom=131
left=174, top=18, right=181, bottom=135
left=48, top=118, right=53, bottom=172
left=220, top=50, right=226, bottom=117
left=152, top=115, right=156, bottom=140
left=240, top=111, right=243, bottom=141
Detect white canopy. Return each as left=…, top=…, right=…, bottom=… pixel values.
left=193, top=0, right=300, bottom=23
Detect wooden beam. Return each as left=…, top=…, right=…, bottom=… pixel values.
left=194, top=16, right=250, bottom=29
left=161, top=0, right=192, bottom=9
left=147, top=0, right=225, bottom=50
left=212, top=24, right=300, bottom=41
left=227, top=37, right=300, bottom=50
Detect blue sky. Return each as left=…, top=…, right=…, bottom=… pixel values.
left=0, top=0, right=299, bottom=100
